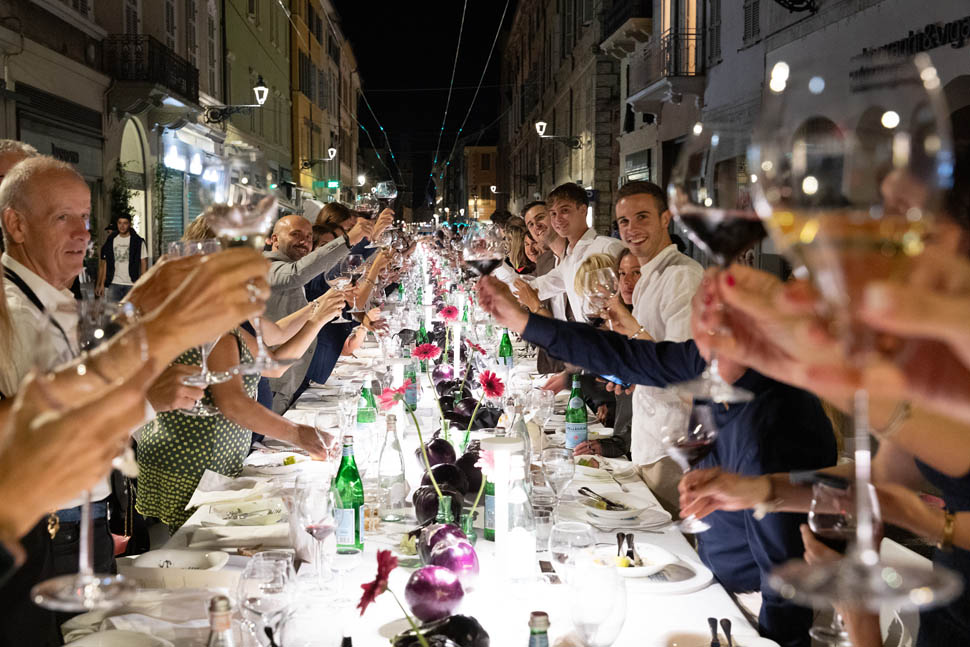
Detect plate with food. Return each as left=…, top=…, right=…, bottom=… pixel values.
left=242, top=451, right=310, bottom=475
left=593, top=543, right=677, bottom=577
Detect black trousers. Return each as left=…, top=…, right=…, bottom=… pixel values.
left=0, top=517, right=116, bottom=647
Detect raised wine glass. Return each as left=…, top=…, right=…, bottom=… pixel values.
left=342, top=254, right=366, bottom=313
left=668, top=122, right=767, bottom=403
left=31, top=300, right=145, bottom=612
left=581, top=267, right=619, bottom=329
left=462, top=223, right=508, bottom=277
left=751, top=52, right=962, bottom=611
left=662, top=402, right=718, bottom=534
left=806, top=476, right=854, bottom=647
left=202, top=148, right=292, bottom=375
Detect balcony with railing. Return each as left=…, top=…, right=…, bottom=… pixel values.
left=628, top=30, right=705, bottom=112
left=601, top=0, right=652, bottom=59
left=104, top=35, right=200, bottom=106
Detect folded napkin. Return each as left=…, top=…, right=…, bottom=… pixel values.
left=188, top=523, right=290, bottom=549
left=185, top=470, right=272, bottom=510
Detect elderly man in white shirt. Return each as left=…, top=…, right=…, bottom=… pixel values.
left=595, top=180, right=703, bottom=514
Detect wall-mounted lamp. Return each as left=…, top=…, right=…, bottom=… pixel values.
left=489, top=185, right=507, bottom=195
left=300, top=147, right=338, bottom=170
left=204, top=75, right=270, bottom=123
left=534, top=120, right=582, bottom=149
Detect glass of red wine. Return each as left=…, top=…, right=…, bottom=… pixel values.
left=295, top=473, right=339, bottom=591
left=662, top=402, right=718, bottom=534
left=462, top=223, right=508, bottom=277
left=806, top=476, right=855, bottom=646
left=667, top=122, right=767, bottom=403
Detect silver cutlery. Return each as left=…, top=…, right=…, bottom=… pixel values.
left=720, top=618, right=734, bottom=647
left=708, top=617, right=721, bottom=647
left=601, top=463, right=629, bottom=492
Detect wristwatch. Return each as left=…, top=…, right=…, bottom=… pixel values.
left=938, top=509, right=955, bottom=551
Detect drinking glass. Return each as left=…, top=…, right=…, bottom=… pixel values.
left=203, top=148, right=289, bottom=375
left=237, top=557, right=293, bottom=643
left=807, top=478, right=854, bottom=647
left=331, top=547, right=363, bottom=606
left=326, top=272, right=354, bottom=324
left=31, top=299, right=144, bottom=612
left=313, top=410, right=342, bottom=462
left=295, top=473, right=338, bottom=591
left=462, top=223, right=508, bottom=277
left=668, top=123, right=766, bottom=403
left=341, top=254, right=366, bottom=313
left=582, top=267, right=619, bottom=329
left=530, top=390, right=555, bottom=434
left=548, top=521, right=596, bottom=584
left=167, top=240, right=231, bottom=416
left=751, top=53, right=963, bottom=610
left=662, top=403, right=719, bottom=534
left=534, top=509, right=554, bottom=551
left=541, top=448, right=575, bottom=522
left=277, top=591, right=343, bottom=647
left=569, top=562, right=627, bottom=646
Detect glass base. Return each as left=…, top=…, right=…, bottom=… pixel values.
left=31, top=573, right=136, bottom=612
left=676, top=515, right=711, bottom=534
left=809, top=622, right=852, bottom=647
left=182, top=402, right=221, bottom=417
left=235, top=355, right=298, bottom=376
left=671, top=374, right=753, bottom=404
left=769, top=557, right=964, bottom=611
left=181, top=371, right=231, bottom=388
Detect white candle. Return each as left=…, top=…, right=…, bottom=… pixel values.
left=453, top=322, right=461, bottom=380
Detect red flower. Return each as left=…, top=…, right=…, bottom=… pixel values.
left=358, top=549, right=399, bottom=616
left=479, top=370, right=505, bottom=398
left=378, top=379, right=413, bottom=411
left=413, top=343, right=442, bottom=361
left=475, top=449, right=495, bottom=478
left=465, top=339, right=486, bottom=356
left=440, top=306, right=459, bottom=322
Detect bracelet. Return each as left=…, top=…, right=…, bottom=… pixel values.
left=753, top=475, right=783, bottom=520
left=873, top=401, right=912, bottom=440
left=630, top=326, right=647, bottom=340
left=938, top=509, right=955, bottom=551
left=360, top=276, right=375, bottom=287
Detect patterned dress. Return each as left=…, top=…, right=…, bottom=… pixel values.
left=136, top=330, right=259, bottom=529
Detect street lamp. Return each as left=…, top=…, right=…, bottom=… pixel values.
left=204, top=75, right=270, bottom=123
left=358, top=174, right=366, bottom=186
left=534, top=120, right=582, bottom=149
left=300, top=147, right=337, bottom=170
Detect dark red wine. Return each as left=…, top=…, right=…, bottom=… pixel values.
left=678, top=211, right=767, bottom=266
left=305, top=522, right=335, bottom=541
left=465, top=258, right=504, bottom=276
left=812, top=525, right=849, bottom=553
left=668, top=438, right=716, bottom=469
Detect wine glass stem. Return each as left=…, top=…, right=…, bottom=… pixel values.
left=852, top=389, right=879, bottom=561
left=314, top=540, right=327, bottom=588
left=199, top=344, right=210, bottom=378
left=79, top=491, right=93, bottom=577
left=252, top=315, right=270, bottom=360
left=709, top=354, right=723, bottom=385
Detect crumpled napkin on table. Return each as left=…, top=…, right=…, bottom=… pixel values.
left=184, top=470, right=272, bottom=510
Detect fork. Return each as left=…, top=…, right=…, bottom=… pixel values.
left=601, top=463, right=630, bottom=492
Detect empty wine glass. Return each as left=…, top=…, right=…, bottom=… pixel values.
left=582, top=267, right=619, bottom=329
left=295, top=473, right=338, bottom=591
left=313, top=410, right=342, bottom=462
left=548, top=520, right=596, bottom=584
left=530, top=390, right=555, bottom=433
left=462, top=223, right=508, bottom=277
left=541, top=448, right=575, bottom=522
left=662, top=402, right=719, bottom=534
left=202, top=148, right=289, bottom=376
left=331, top=546, right=363, bottom=606
left=569, top=561, right=628, bottom=646
left=237, top=556, right=293, bottom=642
left=277, top=590, right=343, bottom=647
left=31, top=299, right=144, bottom=612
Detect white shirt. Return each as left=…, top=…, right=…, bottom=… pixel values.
left=111, top=234, right=146, bottom=286
left=628, top=245, right=704, bottom=465
left=1, top=253, right=111, bottom=505
left=532, top=228, right=626, bottom=323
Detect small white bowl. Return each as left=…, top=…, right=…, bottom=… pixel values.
left=131, top=549, right=229, bottom=571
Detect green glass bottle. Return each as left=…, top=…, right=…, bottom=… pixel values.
left=357, top=373, right=378, bottom=435
left=528, top=612, right=550, bottom=647
left=483, top=479, right=495, bottom=541
left=334, top=435, right=364, bottom=550
left=417, top=321, right=429, bottom=371
left=461, top=304, right=469, bottom=323
left=398, top=282, right=405, bottom=301
left=564, top=374, right=588, bottom=450
left=497, top=328, right=514, bottom=370
left=435, top=494, right=455, bottom=524
left=403, top=347, right=418, bottom=409
left=416, top=286, right=423, bottom=306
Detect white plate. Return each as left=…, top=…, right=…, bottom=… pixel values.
left=580, top=492, right=653, bottom=520
left=69, top=631, right=174, bottom=647
left=242, top=451, right=310, bottom=475
left=593, top=543, right=678, bottom=577
left=584, top=507, right=672, bottom=529
left=131, top=549, right=229, bottom=571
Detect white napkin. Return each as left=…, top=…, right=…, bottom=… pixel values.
left=188, top=523, right=290, bottom=549
left=185, top=470, right=272, bottom=509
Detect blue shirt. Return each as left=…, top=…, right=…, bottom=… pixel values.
left=304, top=275, right=355, bottom=386
left=523, top=314, right=837, bottom=647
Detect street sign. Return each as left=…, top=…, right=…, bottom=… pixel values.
left=327, top=179, right=341, bottom=189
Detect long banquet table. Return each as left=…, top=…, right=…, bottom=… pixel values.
left=64, top=343, right=775, bottom=647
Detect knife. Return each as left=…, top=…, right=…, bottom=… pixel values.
left=577, top=486, right=628, bottom=511
left=708, top=617, right=721, bottom=647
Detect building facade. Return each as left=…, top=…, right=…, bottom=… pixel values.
left=497, top=0, right=622, bottom=233
left=464, top=145, right=497, bottom=221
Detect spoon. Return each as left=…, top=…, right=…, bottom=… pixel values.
left=720, top=618, right=734, bottom=647
left=707, top=617, right=721, bottom=647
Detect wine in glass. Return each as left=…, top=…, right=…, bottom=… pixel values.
left=581, top=267, right=619, bottom=329
left=295, top=472, right=338, bottom=591
left=342, top=254, right=366, bottom=313
left=541, top=447, right=576, bottom=523
left=662, top=402, right=718, bottom=534
left=202, top=148, right=291, bottom=376
left=462, top=224, right=508, bottom=277
left=751, top=52, right=962, bottom=610
left=31, top=300, right=144, bottom=611
left=668, top=123, right=767, bottom=403
left=806, top=477, right=854, bottom=646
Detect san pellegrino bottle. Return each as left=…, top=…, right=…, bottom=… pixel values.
left=397, top=282, right=405, bottom=302
left=334, top=435, right=364, bottom=550
left=377, top=415, right=408, bottom=522
left=403, top=347, right=418, bottom=409
left=417, top=320, right=429, bottom=370
left=462, top=303, right=469, bottom=323
left=357, top=373, right=378, bottom=435
left=206, top=595, right=235, bottom=647
left=498, top=328, right=514, bottom=370
left=483, top=478, right=495, bottom=541
left=564, top=374, right=588, bottom=450
left=528, top=611, right=550, bottom=647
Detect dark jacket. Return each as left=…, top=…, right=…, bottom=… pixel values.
left=100, top=231, right=145, bottom=286
left=523, top=314, right=837, bottom=647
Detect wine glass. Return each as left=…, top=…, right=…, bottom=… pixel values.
left=167, top=240, right=231, bottom=416
left=354, top=192, right=380, bottom=220
left=806, top=477, right=854, bottom=647
left=547, top=521, right=596, bottom=584
left=582, top=268, right=619, bottom=329
left=668, top=123, right=767, bottom=403
left=530, top=390, right=555, bottom=433
left=331, top=547, right=363, bottom=606
left=462, top=223, right=508, bottom=277
left=341, top=254, right=366, bottom=313
left=326, top=272, right=354, bottom=325
left=202, top=148, right=289, bottom=376
left=751, top=53, right=963, bottom=610
left=277, top=591, right=343, bottom=647
left=31, top=300, right=144, bottom=612
left=541, top=448, right=575, bottom=522
left=295, top=472, right=338, bottom=591
left=313, top=410, right=342, bottom=462
left=237, top=556, right=294, bottom=642
left=569, top=561, right=628, bottom=646
left=662, top=403, right=719, bottom=534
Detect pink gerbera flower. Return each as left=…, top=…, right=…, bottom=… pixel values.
left=413, top=343, right=442, bottom=361
left=440, top=306, right=459, bottom=322
left=478, top=370, right=505, bottom=398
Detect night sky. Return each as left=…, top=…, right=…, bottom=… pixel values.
left=333, top=0, right=517, bottom=210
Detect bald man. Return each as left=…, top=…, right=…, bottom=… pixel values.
left=264, top=213, right=372, bottom=412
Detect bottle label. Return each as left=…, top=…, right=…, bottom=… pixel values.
left=484, top=494, right=495, bottom=530
left=404, top=382, right=418, bottom=408
left=335, top=507, right=356, bottom=545
left=568, top=396, right=584, bottom=410
left=356, top=420, right=374, bottom=436
left=529, top=634, right=549, bottom=647
left=564, top=422, right=588, bottom=449
left=498, top=355, right=514, bottom=368
left=342, top=442, right=353, bottom=458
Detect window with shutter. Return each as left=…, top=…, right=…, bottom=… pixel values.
left=207, top=13, right=218, bottom=96
left=161, top=169, right=185, bottom=248
left=708, top=0, right=721, bottom=64
left=165, top=0, right=176, bottom=50
left=124, top=0, right=140, bottom=34
left=185, top=0, right=198, bottom=66
left=743, top=0, right=760, bottom=43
